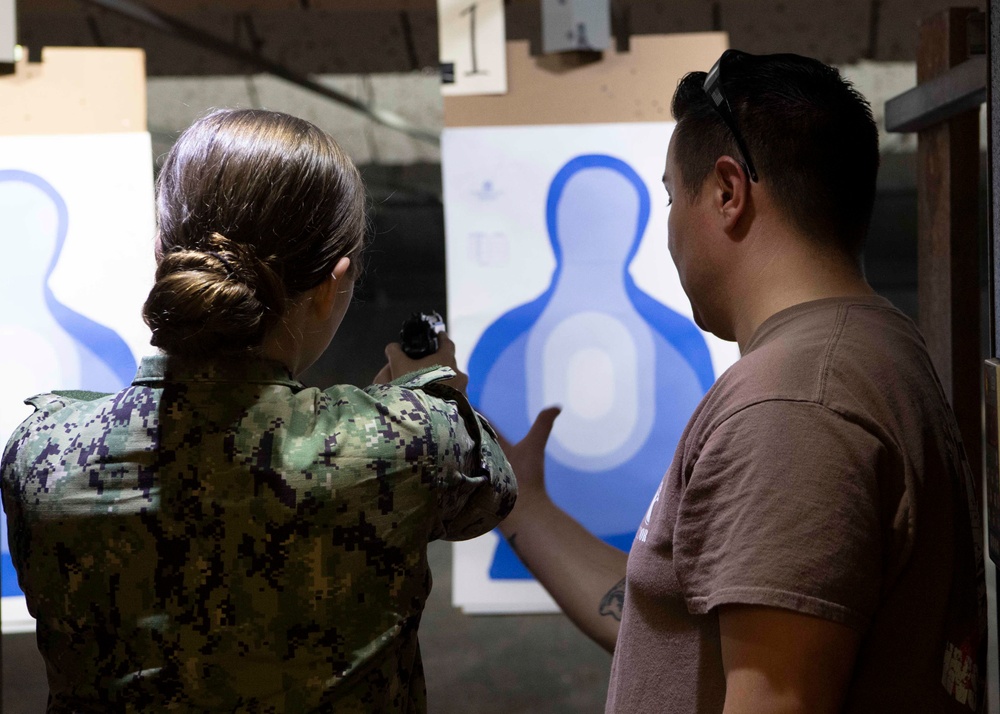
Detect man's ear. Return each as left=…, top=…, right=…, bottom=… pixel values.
left=312, top=256, right=352, bottom=320
left=712, top=155, right=751, bottom=234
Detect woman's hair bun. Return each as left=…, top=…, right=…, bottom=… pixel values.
left=143, top=232, right=287, bottom=357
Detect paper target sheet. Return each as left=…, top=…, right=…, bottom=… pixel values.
left=444, top=122, right=740, bottom=613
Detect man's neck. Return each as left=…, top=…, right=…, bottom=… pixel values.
left=729, top=234, right=875, bottom=352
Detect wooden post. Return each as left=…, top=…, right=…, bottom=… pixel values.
left=917, top=8, right=982, bottom=480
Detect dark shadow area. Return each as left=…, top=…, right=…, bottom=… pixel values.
left=298, top=193, right=447, bottom=390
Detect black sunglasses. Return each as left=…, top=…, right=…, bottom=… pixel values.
left=703, top=50, right=759, bottom=183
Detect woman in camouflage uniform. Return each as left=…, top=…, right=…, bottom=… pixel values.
left=2, top=109, right=516, bottom=713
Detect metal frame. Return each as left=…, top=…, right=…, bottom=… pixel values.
left=991, top=0, right=1000, bottom=357
left=885, top=54, right=986, bottom=133
left=0, top=0, right=15, bottom=65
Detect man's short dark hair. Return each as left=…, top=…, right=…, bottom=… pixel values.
left=671, top=52, right=880, bottom=257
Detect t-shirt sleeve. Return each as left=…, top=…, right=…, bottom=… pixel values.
left=672, top=400, right=884, bottom=631
left=387, top=367, right=517, bottom=542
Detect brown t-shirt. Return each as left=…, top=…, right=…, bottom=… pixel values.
left=606, top=296, right=986, bottom=713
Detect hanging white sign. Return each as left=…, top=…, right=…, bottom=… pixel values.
left=437, top=0, right=508, bottom=96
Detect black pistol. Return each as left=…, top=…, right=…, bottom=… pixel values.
left=400, top=311, right=446, bottom=359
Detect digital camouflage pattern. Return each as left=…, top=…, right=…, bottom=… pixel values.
left=1, top=355, right=515, bottom=713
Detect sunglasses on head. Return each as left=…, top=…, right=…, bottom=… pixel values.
left=703, top=49, right=760, bottom=183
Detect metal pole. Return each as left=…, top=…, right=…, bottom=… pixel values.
left=0, top=0, right=15, bottom=65
left=987, top=0, right=1000, bottom=708
left=991, top=0, right=1000, bottom=359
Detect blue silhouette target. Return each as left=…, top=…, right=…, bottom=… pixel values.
left=1, top=170, right=138, bottom=599
left=467, top=155, right=714, bottom=579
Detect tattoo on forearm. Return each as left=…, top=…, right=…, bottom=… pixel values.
left=598, top=577, right=626, bottom=621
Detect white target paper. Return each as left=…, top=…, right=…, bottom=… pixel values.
left=0, top=132, right=156, bottom=633
left=444, top=122, right=741, bottom=613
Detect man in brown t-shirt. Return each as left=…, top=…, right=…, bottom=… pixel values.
left=498, top=50, right=986, bottom=713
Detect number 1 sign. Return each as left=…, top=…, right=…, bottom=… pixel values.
left=438, top=0, right=507, bottom=96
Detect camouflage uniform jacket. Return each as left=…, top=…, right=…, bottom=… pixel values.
left=1, top=354, right=516, bottom=713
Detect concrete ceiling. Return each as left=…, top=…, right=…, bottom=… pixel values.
left=19, top=0, right=980, bottom=76
left=14, top=0, right=982, bottom=186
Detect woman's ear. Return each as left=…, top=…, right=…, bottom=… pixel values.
left=313, top=256, right=352, bottom=319
left=331, top=256, right=351, bottom=282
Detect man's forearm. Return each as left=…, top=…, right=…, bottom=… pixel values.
left=501, top=496, right=628, bottom=653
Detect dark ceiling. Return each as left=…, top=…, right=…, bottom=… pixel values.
left=19, top=0, right=978, bottom=77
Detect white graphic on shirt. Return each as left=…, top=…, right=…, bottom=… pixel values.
left=942, top=641, right=979, bottom=710
left=636, top=482, right=662, bottom=543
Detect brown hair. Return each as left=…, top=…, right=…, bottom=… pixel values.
left=671, top=52, right=879, bottom=257
left=143, top=109, right=366, bottom=357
